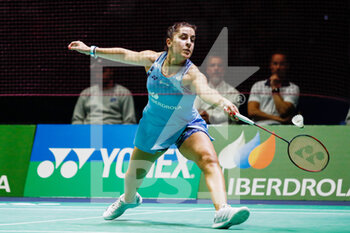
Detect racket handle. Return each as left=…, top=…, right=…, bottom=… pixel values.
left=223, top=107, right=255, bottom=125
left=225, top=107, right=290, bottom=144
left=235, top=113, right=255, bottom=125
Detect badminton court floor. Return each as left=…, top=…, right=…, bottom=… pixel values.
left=0, top=201, right=349, bottom=233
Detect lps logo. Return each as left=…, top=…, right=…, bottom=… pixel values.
left=219, top=131, right=276, bottom=170
left=37, top=148, right=94, bottom=179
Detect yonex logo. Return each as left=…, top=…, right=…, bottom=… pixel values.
left=37, top=148, right=193, bottom=179
left=294, top=145, right=325, bottom=165
left=37, top=148, right=94, bottom=179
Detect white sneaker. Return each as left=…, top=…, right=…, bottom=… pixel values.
left=212, top=205, right=250, bottom=229
left=103, top=193, right=142, bottom=220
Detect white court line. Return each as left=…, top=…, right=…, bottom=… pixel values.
left=1, top=206, right=349, bottom=227
left=0, top=216, right=101, bottom=227
left=0, top=231, right=120, bottom=233
left=250, top=208, right=350, bottom=211
left=2, top=205, right=349, bottom=213
left=0, top=208, right=103, bottom=211
left=250, top=208, right=350, bottom=212
left=125, top=207, right=211, bottom=216
left=38, top=203, right=61, bottom=206
left=195, top=210, right=350, bottom=215
left=0, top=207, right=211, bottom=226
left=0, top=205, right=205, bottom=210
left=2, top=205, right=349, bottom=212
left=0, top=207, right=211, bottom=212
left=253, top=211, right=350, bottom=215
left=10, top=203, right=36, bottom=206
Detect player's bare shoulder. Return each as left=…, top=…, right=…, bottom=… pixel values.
left=183, top=64, right=205, bottom=86
left=140, top=51, right=161, bottom=65
left=141, top=51, right=162, bottom=71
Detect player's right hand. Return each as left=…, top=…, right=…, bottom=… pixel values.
left=223, top=105, right=239, bottom=121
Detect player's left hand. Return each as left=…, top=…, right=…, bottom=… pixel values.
left=68, top=41, right=90, bottom=55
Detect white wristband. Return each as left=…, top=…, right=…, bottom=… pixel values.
left=90, top=45, right=98, bottom=59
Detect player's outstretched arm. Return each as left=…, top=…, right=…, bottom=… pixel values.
left=68, top=41, right=159, bottom=67
left=184, top=65, right=239, bottom=116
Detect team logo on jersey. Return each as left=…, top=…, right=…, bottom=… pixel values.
left=150, top=75, right=158, bottom=80
left=159, top=80, right=170, bottom=86
left=149, top=91, right=159, bottom=99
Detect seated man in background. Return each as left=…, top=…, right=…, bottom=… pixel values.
left=72, top=59, right=136, bottom=124
left=248, top=52, right=299, bottom=125
left=194, top=55, right=242, bottom=124
left=346, top=108, right=350, bottom=125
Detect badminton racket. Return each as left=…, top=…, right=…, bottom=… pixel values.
left=225, top=108, right=329, bottom=172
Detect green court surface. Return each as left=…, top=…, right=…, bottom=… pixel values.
left=0, top=202, right=350, bottom=233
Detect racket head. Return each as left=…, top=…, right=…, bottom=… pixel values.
left=287, top=135, right=329, bottom=172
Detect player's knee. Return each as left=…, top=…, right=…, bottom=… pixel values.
left=197, top=152, right=219, bottom=172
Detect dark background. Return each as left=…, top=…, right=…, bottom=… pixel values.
left=1, top=0, right=349, bottom=124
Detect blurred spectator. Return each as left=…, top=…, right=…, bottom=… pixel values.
left=72, top=59, right=136, bottom=124
left=248, top=52, right=299, bottom=125
left=194, top=55, right=241, bottom=124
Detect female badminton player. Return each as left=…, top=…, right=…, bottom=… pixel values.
left=68, top=22, right=249, bottom=229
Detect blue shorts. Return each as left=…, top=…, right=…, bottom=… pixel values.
left=134, top=117, right=213, bottom=154
left=175, top=126, right=214, bottom=149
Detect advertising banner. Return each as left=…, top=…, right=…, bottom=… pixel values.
left=24, top=125, right=201, bottom=199
left=198, top=125, right=350, bottom=201
left=0, top=125, right=36, bottom=197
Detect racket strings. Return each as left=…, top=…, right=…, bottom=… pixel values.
left=288, top=135, right=329, bottom=172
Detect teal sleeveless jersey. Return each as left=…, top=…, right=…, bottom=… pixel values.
left=134, top=52, right=209, bottom=153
